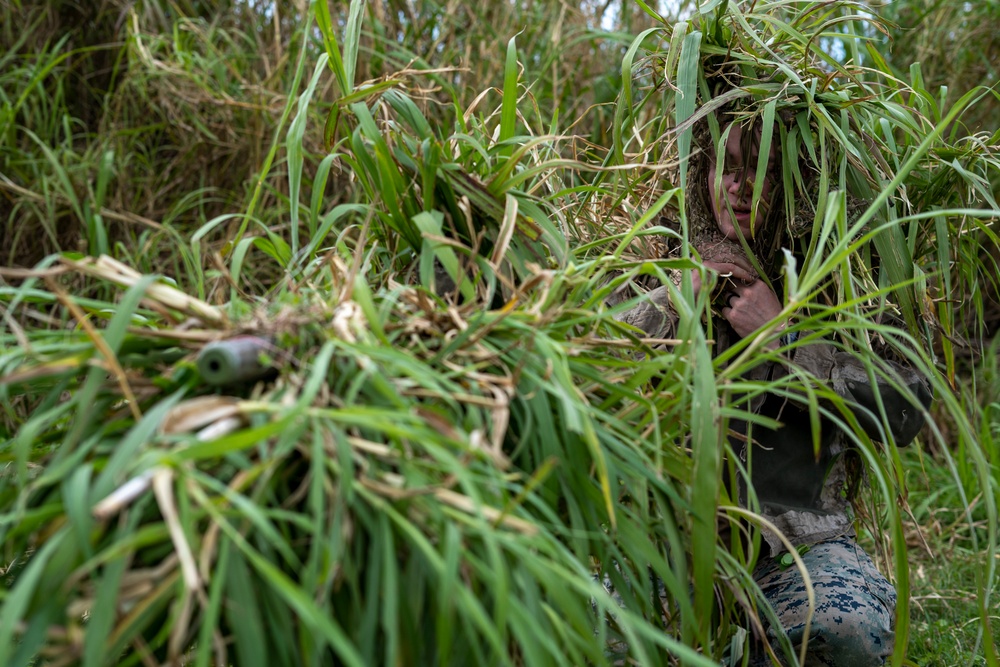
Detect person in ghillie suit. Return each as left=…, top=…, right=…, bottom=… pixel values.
left=613, top=103, right=933, bottom=666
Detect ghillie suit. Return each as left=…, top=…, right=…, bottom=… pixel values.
left=609, top=104, right=791, bottom=337
left=609, top=102, right=870, bottom=339
left=606, top=97, right=930, bottom=667
left=669, top=107, right=789, bottom=283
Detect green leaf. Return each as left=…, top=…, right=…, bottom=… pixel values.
left=288, top=53, right=330, bottom=255
left=498, top=35, right=520, bottom=159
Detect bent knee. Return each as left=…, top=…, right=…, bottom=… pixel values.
left=780, top=602, right=894, bottom=666
left=756, top=538, right=898, bottom=666
left=823, top=610, right=893, bottom=661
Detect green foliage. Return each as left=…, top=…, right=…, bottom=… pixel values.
left=1, top=1, right=999, bottom=666
left=901, top=337, right=1000, bottom=666
left=878, top=0, right=1000, bottom=135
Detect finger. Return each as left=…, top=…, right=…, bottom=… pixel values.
left=730, top=281, right=755, bottom=296
left=705, top=261, right=754, bottom=283
left=708, top=253, right=754, bottom=274
left=729, top=255, right=755, bottom=275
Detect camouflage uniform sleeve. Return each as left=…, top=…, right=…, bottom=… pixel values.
left=606, top=279, right=679, bottom=340
left=790, top=342, right=932, bottom=446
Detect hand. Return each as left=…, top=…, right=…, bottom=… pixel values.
left=720, top=279, right=784, bottom=341
left=691, top=258, right=755, bottom=300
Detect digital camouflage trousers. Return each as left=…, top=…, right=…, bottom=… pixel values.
left=750, top=535, right=896, bottom=667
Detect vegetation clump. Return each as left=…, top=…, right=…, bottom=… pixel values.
left=1, top=1, right=998, bottom=665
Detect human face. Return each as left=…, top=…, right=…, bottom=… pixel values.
left=707, top=122, right=778, bottom=241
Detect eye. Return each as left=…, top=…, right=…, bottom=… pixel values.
left=722, top=153, right=742, bottom=173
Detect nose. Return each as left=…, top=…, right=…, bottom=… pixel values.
left=726, top=173, right=741, bottom=194
left=726, top=169, right=756, bottom=198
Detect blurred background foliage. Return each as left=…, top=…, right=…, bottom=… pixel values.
left=6, top=0, right=994, bottom=276
left=879, top=0, right=999, bottom=134
left=0, top=0, right=1000, bottom=333
left=1, top=0, right=999, bottom=665
left=0, top=0, right=643, bottom=271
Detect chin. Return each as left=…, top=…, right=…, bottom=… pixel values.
left=718, top=220, right=744, bottom=241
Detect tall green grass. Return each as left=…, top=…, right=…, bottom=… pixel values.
left=1, top=1, right=998, bottom=665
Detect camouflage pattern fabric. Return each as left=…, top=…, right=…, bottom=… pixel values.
left=750, top=536, right=896, bottom=667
